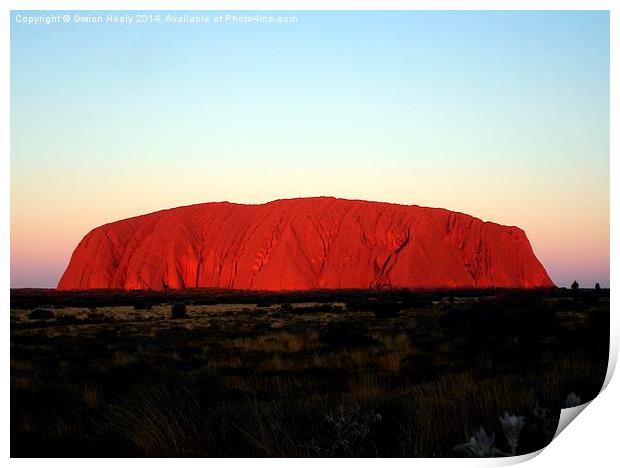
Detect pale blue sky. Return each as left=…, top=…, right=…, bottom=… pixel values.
left=11, top=11, right=609, bottom=287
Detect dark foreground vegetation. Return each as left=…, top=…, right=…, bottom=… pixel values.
left=11, top=287, right=609, bottom=457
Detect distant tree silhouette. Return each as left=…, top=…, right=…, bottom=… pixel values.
left=571, top=280, right=579, bottom=291
left=592, top=282, right=602, bottom=300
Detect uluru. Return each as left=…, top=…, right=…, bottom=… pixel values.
left=57, top=197, right=554, bottom=291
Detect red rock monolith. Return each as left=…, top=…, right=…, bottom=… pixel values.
left=57, top=197, right=554, bottom=290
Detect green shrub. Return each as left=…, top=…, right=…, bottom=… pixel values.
left=28, top=309, right=54, bottom=320
left=320, top=318, right=374, bottom=348
left=439, top=297, right=558, bottom=360
left=370, top=302, right=401, bottom=319
left=170, top=303, right=187, bottom=319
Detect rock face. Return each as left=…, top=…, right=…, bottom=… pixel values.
left=57, top=197, right=554, bottom=291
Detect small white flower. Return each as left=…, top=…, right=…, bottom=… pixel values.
left=499, top=412, right=525, bottom=455
left=565, top=392, right=582, bottom=408
left=471, top=428, right=495, bottom=453
left=454, top=428, right=507, bottom=457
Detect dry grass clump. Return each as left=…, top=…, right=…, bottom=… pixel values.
left=83, top=384, right=101, bottom=409
left=112, top=351, right=137, bottom=366
left=231, top=331, right=319, bottom=353
left=13, top=377, right=34, bottom=391
left=107, top=387, right=212, bottom=457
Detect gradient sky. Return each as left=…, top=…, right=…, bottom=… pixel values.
left=10, top=10, right=609, bottom=288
